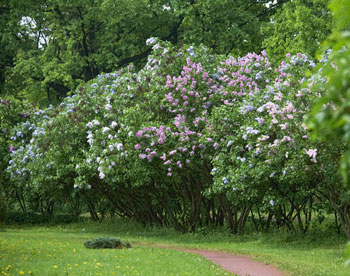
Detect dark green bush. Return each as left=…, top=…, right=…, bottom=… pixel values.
left=84, top=237, right=131, bottom=249
left=0, top=192, right=5, bottom=225
left=4, top=212, right=83, bottom=225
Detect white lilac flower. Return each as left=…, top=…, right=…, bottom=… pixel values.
left=256, top=71, right=262, bottom=80
left=116, top=143, right=123, bottom=151
left=269, top=199, right=275, bottom=206
left=246, top=127, right=259, bottom=135
left=88, top=138, right=93, bottom=146
left=102, top=127, right=110, bottom=133
left=111, top=121, right=117, bottom=128
left=146, top=37, right=157, bottom=45
left=105, top=104, right=112, bottom=110
left=305, top=148, right=317, bottom=163
left=227, top=140, right=233, bottom=147
left=99, top=171, right=105, bottom=179
left=222, top=177, right=228, bottom=184
left=92, top=120, right=100, bottom=126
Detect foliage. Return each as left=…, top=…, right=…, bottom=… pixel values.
left=0, top=191, right=5, bottom=225
left=0, top=97, right=36, bottom=215
left=4, top=212, right=82, bottom=225
left=262, top=0, right=332, bottom=63
left=6, top=38, right=350, bottom=237
left=84, top=237, right=131, bottom=249
left=309, top=0, right=350, bottom=185
left=2, top=0, right=294, bottom=104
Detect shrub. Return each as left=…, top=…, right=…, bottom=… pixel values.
left=4, top=212, right=82, bottom=225
left=84, top=237, right=131, bottom=249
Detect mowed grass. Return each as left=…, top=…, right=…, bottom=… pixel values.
left=0, top=218, right=349, bottom=276
left=0, top=227, right=232, bottom=276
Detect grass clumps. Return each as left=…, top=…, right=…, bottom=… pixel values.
left=84, top=237, right=131, bottom=249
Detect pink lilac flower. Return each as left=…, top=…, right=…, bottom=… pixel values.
left=160, top=153, right=167, bottom=160
left=134, top=144, right=141, bottom=150
left=280, top=123, right=288, bottom=130
left=281, top=136, right=294, bottom=143
left=139, top=154, right=147, bottom=159
left=136, top=130, right=144, bottom=138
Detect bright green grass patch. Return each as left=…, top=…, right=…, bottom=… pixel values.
left=0, top=228, right=232, bottom=276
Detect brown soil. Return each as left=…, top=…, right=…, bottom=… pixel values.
left=138, top=244, right=286, bottom=276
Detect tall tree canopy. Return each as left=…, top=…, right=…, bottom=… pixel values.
left=1, top=0, right=291, bottom=105
left=262, top=0, right=332, bottom=62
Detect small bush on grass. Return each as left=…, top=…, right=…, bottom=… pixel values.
left=84, top=237, right=131, bottom=249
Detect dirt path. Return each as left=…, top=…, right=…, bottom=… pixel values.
left=139, top=244, right=286, bottom=276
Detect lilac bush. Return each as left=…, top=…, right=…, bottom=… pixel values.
left=6, top=40, right=349, bottom=234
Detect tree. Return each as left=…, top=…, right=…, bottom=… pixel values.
left=2, top=0, right=289, bottom=105
left=262, top=0, right=332, bottom=63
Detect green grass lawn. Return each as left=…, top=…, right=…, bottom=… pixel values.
left=0, top=227, right=232, bottom=276
left=0, top=219, right=348, bottom=276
